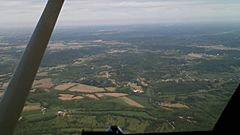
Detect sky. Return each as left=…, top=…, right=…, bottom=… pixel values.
left=0, top=0, right=240, bottom=28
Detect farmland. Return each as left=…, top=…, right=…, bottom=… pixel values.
left=0, top=24, right=240, bottom=134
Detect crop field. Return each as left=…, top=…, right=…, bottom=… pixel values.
left=0, top=24, right=239, bottom=134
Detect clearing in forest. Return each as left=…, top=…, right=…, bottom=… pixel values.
left=69, top=84, right=105, bottom=93
left=58, top=94, right=84, bottom=101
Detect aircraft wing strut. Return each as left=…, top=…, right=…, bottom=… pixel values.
left=0, top=0, right=64, bottom=134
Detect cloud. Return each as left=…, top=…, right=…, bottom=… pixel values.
left=0, top=0, right=46, bottom=27
left=0, top=0, right=240, bottom=27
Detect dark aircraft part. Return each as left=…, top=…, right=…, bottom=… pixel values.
left=106, top=126, right=123, bottom=134
left=82, top=131, right=210, bottom=135
left=213, top=84, right=240, bottom=133
left=0, top=0, right=64, bottom=134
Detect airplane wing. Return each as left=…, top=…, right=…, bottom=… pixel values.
left=0, top=0, right=64, bottom=134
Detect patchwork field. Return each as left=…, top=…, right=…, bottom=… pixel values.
left=0, top=24, right=238, bottom=134
left=120, top=97, right=144, bottom=108
left=69, top=84, right=105, bottom=93
left=58, top=94, right=84, bottom=101
left=23, top=103, right=41, bottom=112
left=32, top=78, right=54, bottom=90
left=54, top=83, right=77, bottom=91
left=160, top=101, right=189, bottom=109
left=84, top=94, right=99, bottom=100
left=95, top=93, right=128, bottom=98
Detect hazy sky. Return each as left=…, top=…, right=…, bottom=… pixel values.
left=0, top=0, right=240, bottom=27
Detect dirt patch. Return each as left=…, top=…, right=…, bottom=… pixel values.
left=127, top=82, right=144, bottom=93
left=186, top=53, right=203, bottom=60
left=84, top=94, right=99, bottom=100
left=97, top=71, right=111, bottom=78
left=185, top=53, right=204, bottom=60
left=120, top=97, right=144, bottom=108
left=1, top=82, right=9, bottom=89
left=104, top=87, right=116, bottom=92
left=95, top=93, right=128, bottom=98
left=101, top=65, right=112, bottom=69
left=108, top=49, right=128, bottom=54
left=73, top=57, right=88, bottom=65
left=0, top=91, right=3, bottom=97
left=54, top=83, right=77, bottom=91
left=23, top=103, right=41, bottom=112
left=32, top=78, right=54, bottom=90
left=30, top=89, right=37, bottom=93
left=69, top=84, right=105, bottom=93
left=160, top=101, right=189, bottom=109
left=137, top=77, right=148, bottom=86
left=48, top=43, right=83, bottom=50
left=197, top=45, right=240, bottom=51
left=93, top=40, right=129, bottom=46
left=0, top=73, right=11, bottom=78
left=58, top=94, right=84, bottom=101
left=37, top=72, right=48, bottom=77
left=187, top=53, right=218, bottom=60
left=49, top=64, right=67, bottom=71
left=73, top=54, right=105, bottom=66
left=73, top=56, right=97, bottom=65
